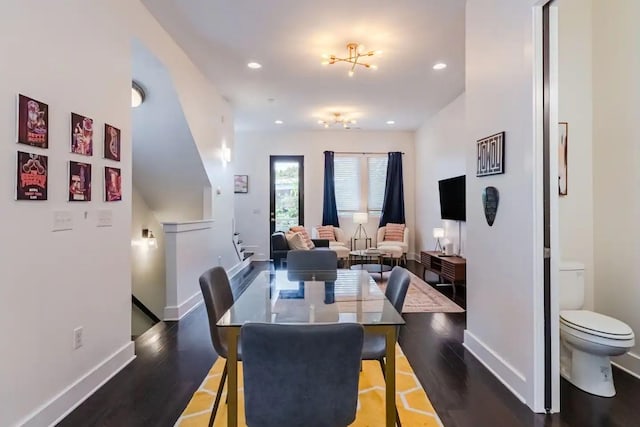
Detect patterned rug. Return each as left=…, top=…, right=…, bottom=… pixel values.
left=175, top=344, right=442, bottom=427
left=377, top=271, right=465, bottom=313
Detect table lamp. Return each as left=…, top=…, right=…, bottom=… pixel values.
left=353, top=212, right=369, bottom=239
left=433, top=227, right=444, bottom=252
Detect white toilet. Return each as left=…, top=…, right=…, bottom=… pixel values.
left=559, top=261, right=635, bottom=397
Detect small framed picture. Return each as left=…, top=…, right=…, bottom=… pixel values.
left=71, top=113, right=94, bottom=156
left=104, top=124, right=121, bottom=161
left=559, top=122, right=568, bottom=196
left=477, top=132, right=505, bottom=177
left=16, top=151, right=48, bottom=200
left=234, top=175, right=248, bottom=193
left=105, top=167, right=122, bottom=201
left=17, top=94, right=49, bottom=148
left=68, top=161, right=92, bottom=201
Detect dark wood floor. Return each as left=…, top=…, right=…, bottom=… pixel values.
left=59, top=261, right=640, bottom=427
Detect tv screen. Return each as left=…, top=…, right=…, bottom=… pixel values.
left=438, top=175, right=466, bottom=221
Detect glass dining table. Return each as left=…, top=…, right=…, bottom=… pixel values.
left=217, top=268, right=405, bottom=427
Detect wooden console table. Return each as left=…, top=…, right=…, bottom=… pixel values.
left=420, top=251, right=466, bottom=297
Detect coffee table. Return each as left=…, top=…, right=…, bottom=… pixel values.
left=349, top=249, right=392, bottom=279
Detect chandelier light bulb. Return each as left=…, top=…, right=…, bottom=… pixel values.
left=370, top=65, right=378, bottom=70
left=348, top=70, right=354, bottom=77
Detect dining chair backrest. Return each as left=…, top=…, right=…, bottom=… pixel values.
left=199, top=266, right=234, bottom=359
left=286, top=249, right=337, bottom=271
left=241, top=323, right=364, bottom=427
left=385, top=266, right=411, bottom=314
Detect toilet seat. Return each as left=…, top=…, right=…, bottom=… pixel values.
left=560, top=310, right=634, bottom=340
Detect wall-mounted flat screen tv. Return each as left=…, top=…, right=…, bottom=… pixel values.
left=438, top=175, right=466, bottom=221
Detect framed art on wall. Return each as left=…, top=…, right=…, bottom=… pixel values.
left=559, top=122, right=568, bottom=196
left=17, top=94, right=48, bottom=148
left=68, top=161, right=91, bottom=201
left=104, top=124, right=121, bottom=161
left=104, top=167, right=122, bottom=201
left=476, top=132, right=505, bottom=177
left=16, top=151, right=48, bottom=200
left=234, top=175, right=248, bottom=193
left=71, top=113, right=94, bottom=156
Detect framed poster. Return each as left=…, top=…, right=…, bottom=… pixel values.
left=234, top=175, right=248, bottom=193
left=17, top=94, right=49, bottom=148
left=71, top=113, right=94, bottom=156
left=104, top=124, right=121, bottom=161
left=104, top=167, right=122, bottom=201
left=16, top=151, right=48, bottom=200
left=476, top=132, right=505, bottom=177
left=559, top=122, right=568, bottom=196
left=68, top=161, right=91, bottom=201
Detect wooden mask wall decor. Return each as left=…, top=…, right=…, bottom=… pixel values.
left=482, top=186, right=499, bottom=226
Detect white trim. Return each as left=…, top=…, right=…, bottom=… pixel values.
left=612, top=352, right=640, bottom=380
left=162, top=220, right=215, bottom=234
left=19, top=342, right=135, bottom=427
left=463, top=330, right=527, bottom=404
left=164, top=291, right=202, bottom=321
left=227, top=257, right=252, bottom=280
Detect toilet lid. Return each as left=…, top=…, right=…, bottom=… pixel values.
left=560, top=310, right=634, bottom=339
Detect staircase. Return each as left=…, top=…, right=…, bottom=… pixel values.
left=233, top=232, right=255, bottom=262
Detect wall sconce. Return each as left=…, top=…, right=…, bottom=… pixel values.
left=142, top=228, right=158, bottom=249
left=220, top=143, right=231, bottom=165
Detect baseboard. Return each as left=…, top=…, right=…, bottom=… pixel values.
left=463, top=330, right=527, bottom=404
left=612, top=351, right=640, bottom=380
left=163, top=291, right=202, bottom=321
left=227, top=257, right=251, bottom=280
left=20, top=342, right=135, bottom=427
left=407, top=252, right=419, bottom=262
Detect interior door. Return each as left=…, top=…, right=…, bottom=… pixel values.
left=270, top=156, right=304, bottom=257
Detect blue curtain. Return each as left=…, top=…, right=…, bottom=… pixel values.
left=322, top=151, right=340, bottom=226
left=379, top=152, right=405, bottom=226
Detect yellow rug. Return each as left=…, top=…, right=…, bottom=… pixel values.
left=175, top=345, right=442, bottom=427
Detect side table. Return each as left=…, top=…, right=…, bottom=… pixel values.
left=350, top=237, right=372, bottom=251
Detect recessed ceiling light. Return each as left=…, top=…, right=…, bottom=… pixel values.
left=433, top=62, right=447, bottom=70
left=274, top=120, right=283, bottom=125
left=386, top=120, right=395, bottom=125
left=247, top=62, right=262, bottom=69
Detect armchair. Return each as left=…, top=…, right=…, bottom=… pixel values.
left=376, top=224, right=409, bottom=263
left=311, top=226, right=350, bottom=261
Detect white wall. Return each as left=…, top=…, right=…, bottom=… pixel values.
left=415, top=94, right=467, bottom=258
left=463, top=0, right=545, bottom=411
left=0, top=2, right=134, bottom=426
left=557, top=0, right=594, bottom=310
left=592, top=0, right=640, bottom=376
left=234, top=131, right=416, bottom=260
left=131, top=187, right=166, bottom=319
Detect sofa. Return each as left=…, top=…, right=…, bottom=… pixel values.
left=271, top=231, right=329, bottom=269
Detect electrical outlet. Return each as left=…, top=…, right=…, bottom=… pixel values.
left=73, top=327, right=83, bottom=350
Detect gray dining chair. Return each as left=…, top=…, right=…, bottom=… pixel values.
left=199, top=266, right=240, bottom=427
left=286, top=249, right=337, bottom=271
left=241, top=323, right=364, bottom=427
left=362, top=266, right=410, bottom=427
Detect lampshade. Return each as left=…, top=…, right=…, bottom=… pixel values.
left=353, top=212, right=369, bottom=224
left=433, top=227, right=445, bottom=239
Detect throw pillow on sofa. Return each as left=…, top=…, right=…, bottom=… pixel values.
left=290, top=226, right=315, bottom=249
left=315, top=225, right=336, bottom=241
left=286, top=232, right=309, bottom=250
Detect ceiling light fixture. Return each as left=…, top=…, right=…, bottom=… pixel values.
left=433, top=62, right=447, bottom=70
left=386, top=120, right=395, bottom=125
left=131, top=81, right=145, bottom=108
left=321, top=43, right=381, bottom=76
left=318, top=112, right=357, bottom=129
left=274, top=120, right=283, bottom=125
left=247, top=62, right=262, bottom=69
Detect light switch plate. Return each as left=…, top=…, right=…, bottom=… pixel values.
left=52, top=211, right=73, bottom=232
left=97, top=210, right=113, bottom=227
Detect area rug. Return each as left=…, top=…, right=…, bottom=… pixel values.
left=377, top=271, right=465, bottom=313
left=175, top=344, right=443, bottom=427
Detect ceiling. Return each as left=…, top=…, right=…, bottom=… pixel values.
left=142, top=0, right=466, bottom=132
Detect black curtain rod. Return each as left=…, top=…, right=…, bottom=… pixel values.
left=332, top=151, right=405, bottom=155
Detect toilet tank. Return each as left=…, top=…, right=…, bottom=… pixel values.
left=559, top=261, right=585, bottom=310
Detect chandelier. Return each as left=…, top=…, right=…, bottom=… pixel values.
left=318, top=113, right=357, bottom=129
left=321, top=42, right=382, bottom=77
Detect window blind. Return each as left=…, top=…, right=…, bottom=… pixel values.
left=334, top=156, right=360, bottom=212
left=367, top=156, right=388, bottom=214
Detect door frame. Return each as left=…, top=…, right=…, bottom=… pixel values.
left=269, top=155, right=305, bottom=257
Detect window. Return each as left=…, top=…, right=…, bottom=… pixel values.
left=334, top=155, right=388, bottom=215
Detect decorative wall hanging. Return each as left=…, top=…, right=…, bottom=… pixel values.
left=104, top=124, right=121, bottom=161
left=476, top=132, right=505, bottom=177
left=482, top=186, right=499, bottom=226
left=104, top=167, right=122, bottom=201
left=68, top=161, right=92, bottom=201
left=71, top=113, right=94, bottom=156
left=559, top=122, right=568, bottom=196
left=17, top=94, right=48, bottom=148
left=16, top=151, right=48, bottom=200
left=234, top=175, right=248, bottom=193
